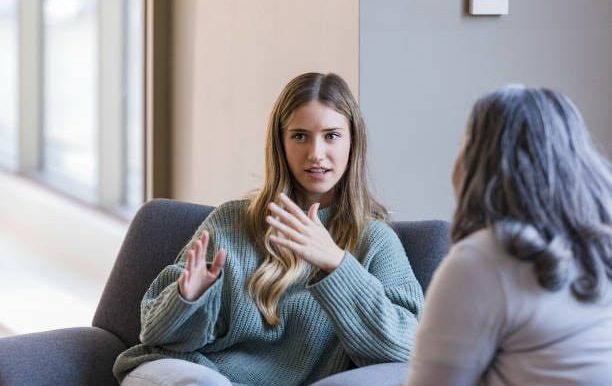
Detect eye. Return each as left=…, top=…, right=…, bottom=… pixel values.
left=291, top=133, right=306, bottom=142
left=325, top=132, right=341, bottom=140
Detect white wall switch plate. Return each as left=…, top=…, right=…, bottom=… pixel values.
left=469, top=0, right=509, bottom=15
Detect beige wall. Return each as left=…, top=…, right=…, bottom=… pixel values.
left=171, top=0, right=359, bottom=205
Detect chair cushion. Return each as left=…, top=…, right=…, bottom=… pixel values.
left=93, top=199, right=213, bottom=347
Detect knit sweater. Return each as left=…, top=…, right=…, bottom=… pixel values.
left=113, top=199, right=424, bottom=386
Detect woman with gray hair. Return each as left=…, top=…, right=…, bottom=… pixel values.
left=405, top=85, right=612, bottom=386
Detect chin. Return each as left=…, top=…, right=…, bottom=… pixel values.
left=299, top=183, right=334, bottom=197
left=303, top=187, right=330, bottom=196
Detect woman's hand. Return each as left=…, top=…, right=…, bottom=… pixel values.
left=178, top=230, right=226, bottom=302
left=266, top=193, right=344, bottom=272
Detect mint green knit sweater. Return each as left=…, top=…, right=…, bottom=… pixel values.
left=113, top=200, right=424, bottom=385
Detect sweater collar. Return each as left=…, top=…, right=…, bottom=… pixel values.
left=316, top=205, right=333, bottom=224
left=299, top=204, right=333, bottom=225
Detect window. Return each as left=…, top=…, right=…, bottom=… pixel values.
left=0, top=0, right=18, bottom=170
left=3, top=0, right=144, bottom=215
left=125, top=0, right=143, bottom=210
left=43, top=0, right=98, bottom=199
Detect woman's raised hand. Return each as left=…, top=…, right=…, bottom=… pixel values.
left=178, top=230, right=226, bottom=302
left=266, top=193, right=344, bottom=272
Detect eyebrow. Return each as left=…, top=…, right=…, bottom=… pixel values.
left=287, top=127, right=346, bottom=132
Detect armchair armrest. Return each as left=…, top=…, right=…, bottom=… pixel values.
left=0, top=326, right=126, bottom=386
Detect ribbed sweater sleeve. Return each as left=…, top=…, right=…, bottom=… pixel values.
left=309, top=221, right=424, bottom=366
left=138, top=265, right=223, bottom=352
left=138, top=216, right=225, bottom=352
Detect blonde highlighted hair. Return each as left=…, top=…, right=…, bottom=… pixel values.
left=246, top=72, right=387, bottom=325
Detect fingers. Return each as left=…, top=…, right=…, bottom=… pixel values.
left=193, top=240, right=202, bottom=261
left=178, top=270, right=188, bottom=287
left=266, top=215, right=306, bottom=243
left=208, top=249, right=226, bottom=277
left=308, top=203, right=321, bottom=223
left=198, top=230, right=210, bottom=250
left=179, top=266, right=192, bottom=285
left=191, top=241, right=205, bottom=275
left=268, top=202, right=306, bottom=232
left=189, top=230, right=209, bottom=267
left=179, top=231, right=225, bottom=300
left=268, top=194, right=323, bottom=237
left=269, top=234, right=303, bottom=254
left=194, top=231, right=209, bottom=261
left=278, top=193, right=311, bottom=224
left=186, top=249, right=196, bottom=273
left=189, top=230, right=225, bottom=277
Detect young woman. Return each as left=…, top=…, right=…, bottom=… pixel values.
left=114, top=72, right=424, bottom=386
left=405, top=85, right=612, bottom=386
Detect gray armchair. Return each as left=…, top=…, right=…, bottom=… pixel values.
left=0, top=199, right=450, bottom=386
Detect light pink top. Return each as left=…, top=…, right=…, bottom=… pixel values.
left=406, top=229, right=612, bottom=386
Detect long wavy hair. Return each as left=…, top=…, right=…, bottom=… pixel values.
left=246, top=72, right=387, bottom=325
left=452, top=85, right=612, bottom=301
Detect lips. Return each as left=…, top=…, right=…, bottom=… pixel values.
left=305, top=167, right=331, bottom=174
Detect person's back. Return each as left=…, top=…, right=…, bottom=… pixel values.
left=423, top=229, right=612, bottom=386
left=405, top=85, right=612, bottom=386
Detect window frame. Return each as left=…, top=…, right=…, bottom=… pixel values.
left=13, top=0, right=145, bottom=219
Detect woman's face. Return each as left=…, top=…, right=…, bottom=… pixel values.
left=283, top=100, right=351, bottom=208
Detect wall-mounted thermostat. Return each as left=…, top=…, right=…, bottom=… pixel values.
left=469, top=0, right=509, bottom=15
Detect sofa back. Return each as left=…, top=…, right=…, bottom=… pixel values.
left=93, top=199, right=450, bottom=347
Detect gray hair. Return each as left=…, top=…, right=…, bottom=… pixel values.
left=452, top=85, right=612, bottom=301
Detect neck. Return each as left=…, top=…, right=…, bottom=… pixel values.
left=296, top=190, right=334, bottom=209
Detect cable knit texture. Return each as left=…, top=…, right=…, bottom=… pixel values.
left=113, top=199, right=424, bottom=386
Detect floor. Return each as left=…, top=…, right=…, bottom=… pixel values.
left=0, top=172, right=128, bottom=336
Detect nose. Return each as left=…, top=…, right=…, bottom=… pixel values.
left=307, top=137, right=325, bottom=162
